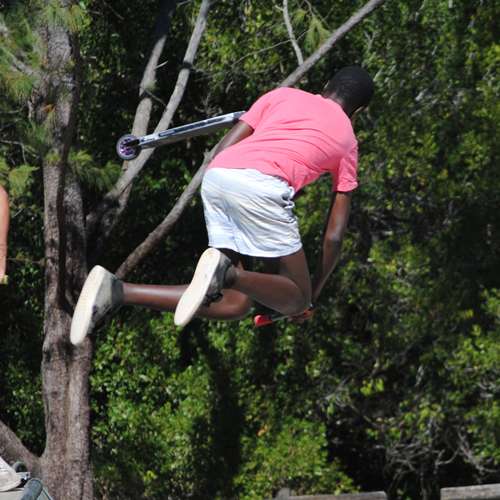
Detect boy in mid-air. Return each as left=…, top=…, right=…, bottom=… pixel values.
left=70, top=66, right=374, bottom=344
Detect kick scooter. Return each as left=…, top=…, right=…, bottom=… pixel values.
left=116, top=111, right=245, bottom=161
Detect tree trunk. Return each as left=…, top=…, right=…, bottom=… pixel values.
left=38, top=2, right=92, bottom=497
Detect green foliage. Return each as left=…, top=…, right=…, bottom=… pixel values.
left=16, top=121, right=52, bottom=160
left=0, top=65, right=35, bottom=101
left=0, top=6, right=42, bottom=100
left=444, top=290, right=500, bottom=468
left=0, top=0, right=51, bottom=462
left=236, top=419, right=353, bottom=498
left=41, top=0, right=89, bottom=33
left=0, top=158, right=38, bottom=199
left=303, top=11, right=330, bottom=54
left=91, top=317, right=207, bottom=498
left=91, top=313, right=356, bottom=499
left=68, top=150, right=120, bottom=192
left=6, top=164, right=37, bottom=198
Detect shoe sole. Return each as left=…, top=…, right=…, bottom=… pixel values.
left=0, top=476, right=21, bottom=492
left=174, top=248, right=222, bottom=327
left=70, top=266, right=108, bottom=345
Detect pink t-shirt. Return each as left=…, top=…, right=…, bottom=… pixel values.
left=208, top=87, right=358, bottom=193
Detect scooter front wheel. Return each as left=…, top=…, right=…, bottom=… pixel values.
left=116, top=134, right=141, bottom=161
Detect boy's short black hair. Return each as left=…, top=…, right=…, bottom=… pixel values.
left=325, top=66, right=374, bottom=111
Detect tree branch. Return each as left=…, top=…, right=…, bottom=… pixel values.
left=133, top=0, right=179, bottom=141
left=0, top=419, right=40, bottom=474
left=110, top=0, right=212, bottom=197
left=85, top=1, right=179, bottom=261
left=86, top=0, right=212, bottom=251
left=280, top=0, right=387, bottom=87
left=282, top=0, right=304, bottom=65
left=85, top=0, right=177, bottom=239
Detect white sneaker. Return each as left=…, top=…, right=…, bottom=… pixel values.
left=174, top=248, right=232, bottom=327
left=0, top=457, right=21, bottom=492
left=70, top=266, right=124, bottom=345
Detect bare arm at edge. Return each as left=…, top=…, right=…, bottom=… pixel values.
left=311, top=191, right=352, bottom=303
left=212, top=120, right=254, bottom=158
left=0, top=185, right=10, bottom=281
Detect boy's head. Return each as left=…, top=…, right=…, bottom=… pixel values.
left=323, top=66, right=374, bottom=116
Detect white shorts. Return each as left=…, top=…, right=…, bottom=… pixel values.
left=201, top=168, right=302, bottom=257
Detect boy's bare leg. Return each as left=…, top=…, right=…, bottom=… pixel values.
left=70, top=248, right=309, bottom=345
left=123, top=251, right=252, bottom=320
left=70, top=250, right=251, bottom=344
left=170, top=247, right=311, bottom=320
left=231, top=248, right=311, bottom=316
left=123, top=283, right=252, bottom=320
left=124, top=249, right=312, bottom=322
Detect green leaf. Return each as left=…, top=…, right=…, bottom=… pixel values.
left=8, top=164, right=38, bottom=198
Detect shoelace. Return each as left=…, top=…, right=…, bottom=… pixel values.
left=202, top=291, right=223, bottom=307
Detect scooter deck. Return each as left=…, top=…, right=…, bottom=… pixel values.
left=135, top=111, right=245, bottom=149
left=117, top=111, right=245, bottom=160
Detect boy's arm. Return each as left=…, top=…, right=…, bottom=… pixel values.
left=0, top=185, right=10, bottom=282
left=311, top=192, right=352, bottom=303
left=212, top=121, right=254, bottom=157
